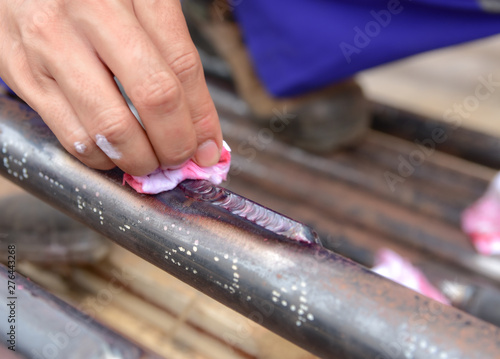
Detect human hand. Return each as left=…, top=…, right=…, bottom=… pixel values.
left=0, top=0, right=222, bottom=175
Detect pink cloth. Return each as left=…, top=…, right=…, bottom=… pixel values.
left=461, top=173, right=500, bottom=255
left=124, top=141, right=231, bottom=194
left=372, top=249, right=449, bottom=304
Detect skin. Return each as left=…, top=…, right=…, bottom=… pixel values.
left=0, top=0, right=222, bottom=176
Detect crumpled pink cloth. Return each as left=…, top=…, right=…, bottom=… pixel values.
left=372, top=249, right=449, bottom=304
left=461, top=173, right=500, bottom=255
left=124, top=141, right=231, bottom=194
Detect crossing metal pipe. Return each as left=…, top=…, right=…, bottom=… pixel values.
left=1, top=96, right=499, bottom=358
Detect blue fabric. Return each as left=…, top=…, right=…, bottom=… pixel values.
left=233, top=0, right=500, bottom=97
left=0, top=78, right=14, bottom=95
left=0, top=78, right=9, bottom=91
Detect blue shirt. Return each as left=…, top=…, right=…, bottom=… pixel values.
left=233, top=0, right=500, bottom=96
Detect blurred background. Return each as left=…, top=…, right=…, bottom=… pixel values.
left=1, top=32, right=500, bottom=359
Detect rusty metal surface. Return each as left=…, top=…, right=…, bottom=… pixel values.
left=371, top=103, right=500, bottom=169
left=0, top=263, right=160, bottom=359
left=2, top=95, right=500, bottom=358
left=208, top=84, right=500, bottom=285
left=219, top=112, right=482, bottom=226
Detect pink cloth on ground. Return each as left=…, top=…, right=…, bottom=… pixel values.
left=124, top=141, right=231, bottom=194
left=461, top=173, right=500, bottom=255
left=372, top=249, right=449, bottom=304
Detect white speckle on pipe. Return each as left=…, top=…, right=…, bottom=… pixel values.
left=74, top=141, right=87, bottom=154
left=95, top=134, right=122, bottom=159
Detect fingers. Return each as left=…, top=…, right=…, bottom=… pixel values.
left=78, top=0, right=201, bottom=169
left=12, top=76, right=117, bottom=171
left=34, top=89, right=118, bottom=172
left=2, top=0, right=223, bottom=176
left=133, top=0, right=223, bottom=167
left=38, top=34, right=161, bottom=175
left=0, top=38, right=116, bottom=171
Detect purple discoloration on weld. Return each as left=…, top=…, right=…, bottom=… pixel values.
left=179, top=179, right=321, bottom=245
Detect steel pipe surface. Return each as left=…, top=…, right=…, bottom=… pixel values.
left=0, top=96, right=499, bottom=358
left=0, top=264, right=159, bottom=359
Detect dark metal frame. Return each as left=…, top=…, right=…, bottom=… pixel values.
left=1, top=96, right=499, bottom=358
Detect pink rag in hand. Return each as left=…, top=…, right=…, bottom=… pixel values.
left=461, top=173, right=500, bottom=255
left=124, top=141, right=231, bottom=194
left=372, top=249, right=449, bottom=304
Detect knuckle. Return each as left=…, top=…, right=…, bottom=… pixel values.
left=93, top=106, right=134, bottom=142
left=162, top=138, right=197, bottom=166
left=134, top=71, right=182, bottom=112
left=20, top=1, right=63, bottom=40
left=192, top=102, right=218, bottom=128
left=166, top=145, right=196, bottom=166
left=169, top=49, right=203, bottom=83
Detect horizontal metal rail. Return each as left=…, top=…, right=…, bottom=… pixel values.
left=371, top=103, right=500, bottom=169
left=1, top=96, right=500, bottom=358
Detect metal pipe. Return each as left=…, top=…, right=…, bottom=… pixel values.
left=371, top=103, right=500, bottom=170
left=0, top=264, right=160, bottom=359
left=209, top=83, right=500, bottom=286
left=210, top=101, right=497, bottom=283
left=208, top=82, right=490, bottom=226
left=1, top=96, right=500, bottom=358
left=441, top=280, right=500, bottom=329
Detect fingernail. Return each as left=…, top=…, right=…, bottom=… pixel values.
left=195, top=140, right=220, bottom=167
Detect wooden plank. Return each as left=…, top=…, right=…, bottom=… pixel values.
left=358, top=35, right=500, bottom=136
